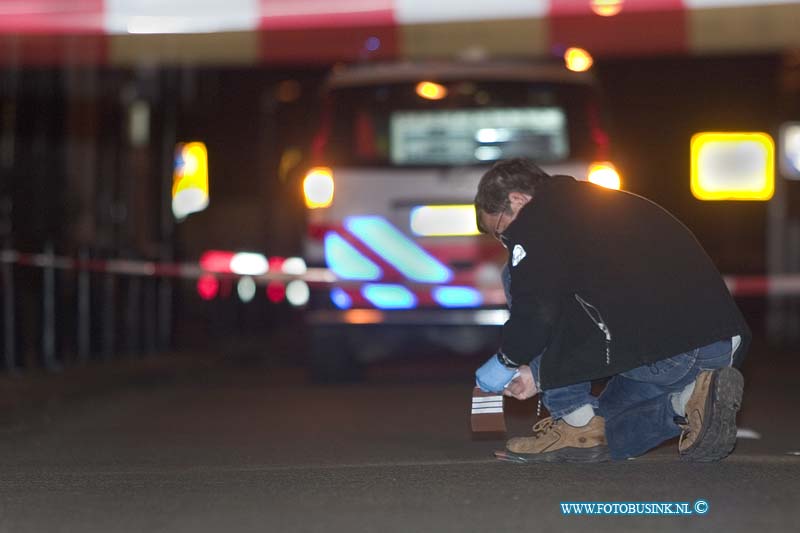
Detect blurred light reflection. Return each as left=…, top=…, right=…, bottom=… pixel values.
left=416, top=81, right=447, bottom=101
left=237, top=276, right=256, bottom=303
left=591, top=0, right=624, bottom=17
left=286, top=280, right=310, bottom=307
left=197, top=275, right=219, bottom=301
left=564, top=47, right=593, bottom=72
left=343, top=309, right=384, bottom=324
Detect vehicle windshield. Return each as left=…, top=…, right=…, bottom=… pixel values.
left=321, top=80, right=597, bottom=167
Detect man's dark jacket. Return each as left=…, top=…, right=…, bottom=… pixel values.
left=500, top=175, right=751, bottom=390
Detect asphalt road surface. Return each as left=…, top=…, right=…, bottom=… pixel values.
left=1, top=344, right=798, bottom=532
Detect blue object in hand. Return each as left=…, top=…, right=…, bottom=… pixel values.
left=475, top=354, right=519, bottom=393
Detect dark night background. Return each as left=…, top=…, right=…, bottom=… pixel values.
left=2, top=5, right=800, bottom=530
left=5, top=54, right=794, bottom=358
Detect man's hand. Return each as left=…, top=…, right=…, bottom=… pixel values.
left=503, top=365, right=538, bottom=400
left=475, top=354, right=519, bottom=393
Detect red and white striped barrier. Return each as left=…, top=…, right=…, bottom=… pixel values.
left=723, top=275, right=800, bottom=297
left=2, top=248, right=800, bottom=297
left=0, top=249, right=335, bottom=283
left=1, top=1, right=799, bottom=65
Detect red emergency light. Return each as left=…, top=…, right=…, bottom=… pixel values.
left=197, top=274, right=220, bottom=300
left=266, top=282, right=286, bottom=303
left=199, top=250, right=235, bottom=274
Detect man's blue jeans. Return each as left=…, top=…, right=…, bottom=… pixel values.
left=500, top=266, right=736, bottom=459
left=527, top=339, right=736, bottom=460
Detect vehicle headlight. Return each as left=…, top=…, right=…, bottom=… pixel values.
left=588, top=162, right=622, bottom=190
left=303, top=167, right=334, bottom=208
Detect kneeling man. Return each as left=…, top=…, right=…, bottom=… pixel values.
left=474, top=158, right=749, bottom=463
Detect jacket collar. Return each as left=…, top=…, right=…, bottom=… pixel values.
left=502, top=175, right=575, bottom=242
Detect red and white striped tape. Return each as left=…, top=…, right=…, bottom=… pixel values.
left=0, top=250, right=334, bottom=284
left=723, top=275, right=800, bottom=297
left=1, top=1, right=799, bottom=65
left=2, top=248, right=800, bottom=297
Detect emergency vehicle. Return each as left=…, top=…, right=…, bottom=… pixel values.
left=300, top=61, right=620, bottom=380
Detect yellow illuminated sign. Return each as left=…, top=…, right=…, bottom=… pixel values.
left=690, top=132, right=774, bottom=201
left=172, top=142, right=209, bottom=219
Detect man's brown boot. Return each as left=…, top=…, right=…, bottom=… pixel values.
left=495, top=416, right=610, bottom=463
left=677, top=366, right=744, bottom=462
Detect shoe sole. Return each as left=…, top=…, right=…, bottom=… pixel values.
left=680, top=366, right=744, bottom=462
left=495, top=446, right=611, bottom=464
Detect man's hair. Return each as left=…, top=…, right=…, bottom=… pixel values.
left=474, top=158, right=550, bottom=233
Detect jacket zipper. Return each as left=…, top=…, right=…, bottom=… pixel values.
left=574, top=293, right=612, bottom=365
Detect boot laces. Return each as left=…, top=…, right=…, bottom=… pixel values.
left=531, top=417, right=555, bottom=438
left=678, top=428, right=689, bottom=449
left=677, top=418, right=691, bottom=449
